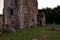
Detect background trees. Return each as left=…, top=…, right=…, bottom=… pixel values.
left=38, top=6, right=60, bottom=24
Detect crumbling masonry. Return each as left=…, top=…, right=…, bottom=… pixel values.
left=3, top=0, right=38, bottom=29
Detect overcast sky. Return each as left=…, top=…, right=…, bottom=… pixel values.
left=38, top=0, right=60, bottom=9
left=0, top=0, right=60, bottom=14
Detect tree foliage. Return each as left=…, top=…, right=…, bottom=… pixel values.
left=38, top=6, right=60, bottom=24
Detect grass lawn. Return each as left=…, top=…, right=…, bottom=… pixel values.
left=0, top=24, right=60, bottom=40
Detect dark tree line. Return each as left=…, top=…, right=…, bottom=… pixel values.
left=38, top=6, right=60, bottom=24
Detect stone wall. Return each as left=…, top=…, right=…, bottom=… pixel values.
left=37, top=12, right=46, bottom=26
left=3, top=0, right=38, bottom=29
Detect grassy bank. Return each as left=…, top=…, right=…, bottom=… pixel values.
left=0, top=24, right=60, bottom=40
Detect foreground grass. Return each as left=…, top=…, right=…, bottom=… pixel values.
left=0, top=24, right=60, bottom=40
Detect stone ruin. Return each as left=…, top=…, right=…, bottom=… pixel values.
left=37, top=12, right=46, bottom=26
left=3, top=0, right=38, bottom=29
left=32, top=34, right=48, bottom=40
left=0, top=0, right=38, bottom=33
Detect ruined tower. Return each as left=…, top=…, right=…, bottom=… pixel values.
left=3, top=0, right=38, bottom=29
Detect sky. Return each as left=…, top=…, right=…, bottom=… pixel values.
left=0, top=0, right=3, bottom=14
left=38, top=0, right=60, bottom=9
left=0, top=0, right=60, bottom=14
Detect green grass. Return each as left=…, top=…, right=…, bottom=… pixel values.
left=0, top=24, right=60, bottom=40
